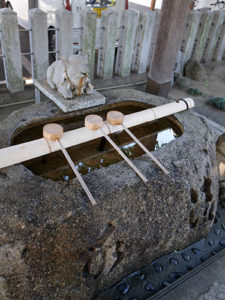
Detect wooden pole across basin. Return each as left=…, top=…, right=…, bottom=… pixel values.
left=0, top=98, right=194, bottom=170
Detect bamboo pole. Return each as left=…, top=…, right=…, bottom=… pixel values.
left=0, top=99, right=194, bottom=170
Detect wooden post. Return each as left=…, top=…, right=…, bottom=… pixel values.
left=150, top=0, right=156, bottom=11
left=146, top=0, right=190, bottom=97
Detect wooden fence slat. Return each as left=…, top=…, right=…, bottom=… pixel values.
left=132, top=10, right=155, bottom=74
left=81, top=8, right=97, bottom=79
left=29, top=9, right=48, bottom=81
left=191, top=10, right=207, bottom=60
left=211, top=11, right=225, bottom=61
left=201, top=11, right=220, bottom=62
left=193, top=10, right=214, bottom=62
left=207, top=11, right=225, bottom=62
left=0, top=8, right=24, bottom=93
left=183, top=10, right=201, bottom=64
left=97, top=9, right=118, bottom=79
left=180, top=11, right=191, bottom=54
left=55, top=9, right=73, bottom=59
left=147, top=10, right=160, bottom=69
left=115, top=9, right=138, bottom=77
left=217, top=32, right=225, bottom=61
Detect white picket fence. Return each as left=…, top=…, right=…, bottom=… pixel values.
left=0, top=7, right=225, bottom=94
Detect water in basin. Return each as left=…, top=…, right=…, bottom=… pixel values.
left=12, top=102, right=183, bottom=181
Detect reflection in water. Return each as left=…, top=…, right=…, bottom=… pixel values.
left=156, top=129, right=178, bottom=149
left=73, top=128, right=178, bottom=179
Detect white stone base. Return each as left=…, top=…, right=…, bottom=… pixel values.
left=35, top=80, right=106, bottom=112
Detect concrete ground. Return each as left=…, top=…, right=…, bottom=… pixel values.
left=169, top=85, right=225, bottom=128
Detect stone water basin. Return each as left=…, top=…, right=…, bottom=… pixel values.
left=11, top=102, right=182, bottom=181
left=0, top=89, right=219, bottom=299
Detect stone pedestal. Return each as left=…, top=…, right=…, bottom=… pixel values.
left=35, top=80, right=106, bottom=112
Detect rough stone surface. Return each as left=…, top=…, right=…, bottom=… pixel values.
left=220, top=181, right=225, bottom=204
left=0, top=276, right=9, bottom=300
left=175, top=75, right=191, bottom=88
left=217, top=134, right=225, bottom=182
left=184, top=59, right=208, bottom=81
left=29, top=9, right=49, bottom=81
left=0, top=89, right=220, bottom=299
left=81, top=8, right=97, bottom=79
left=0, top=8, right=24, bottom=93
left=55, top=9, right=73, bottom=59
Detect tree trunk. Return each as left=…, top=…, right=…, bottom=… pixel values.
left=146, top=0, right=190, bottom=97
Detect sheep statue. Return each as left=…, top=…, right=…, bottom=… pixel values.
left=47, top=55, right=94, bottom=99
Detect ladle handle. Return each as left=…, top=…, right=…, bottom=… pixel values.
left=99, top=128, right=148, bottom=183
left=121, top=124, right=169, bottom=175
left=57, top=139, right=97, bottom=206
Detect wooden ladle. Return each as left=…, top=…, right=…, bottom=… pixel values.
left=85, top=115, right=148, bottom=183
left=106, top=111, right=169, bottom=175
left=43, top=123, right=97, bottom=205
